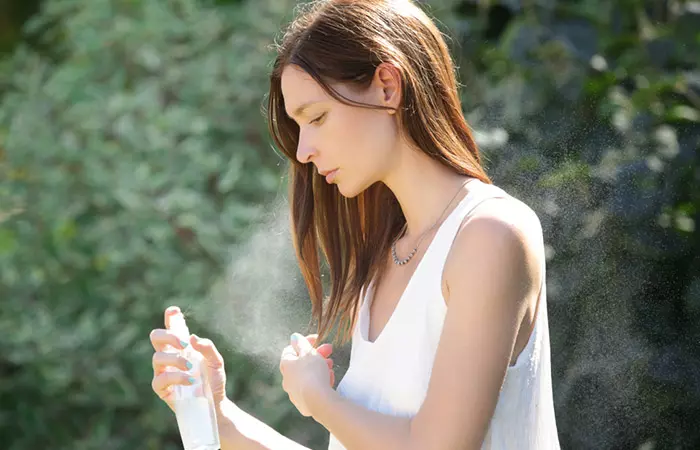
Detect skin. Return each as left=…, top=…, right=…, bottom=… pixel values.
left=149, top=62, right=543, bottom=449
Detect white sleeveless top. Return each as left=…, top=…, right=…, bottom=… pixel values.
left=327, top=180, right=561, bottom=450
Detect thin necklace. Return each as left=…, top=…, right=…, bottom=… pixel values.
left=391, top=178, right=472, bottom=266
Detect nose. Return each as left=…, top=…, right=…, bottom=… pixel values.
left=296, top=131, right=317, bottom=164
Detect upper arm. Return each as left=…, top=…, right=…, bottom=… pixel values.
left=408, top=199, right=543, bottom=450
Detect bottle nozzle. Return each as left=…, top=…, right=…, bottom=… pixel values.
left=170, top=312, right=190, bottom=341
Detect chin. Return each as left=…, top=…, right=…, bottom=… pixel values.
left=335, top=183, right=359, bottom=198
left=335, top=179, right=372, bottom=199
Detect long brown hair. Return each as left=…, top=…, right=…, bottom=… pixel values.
left=267, top=0, right=490, bottom=345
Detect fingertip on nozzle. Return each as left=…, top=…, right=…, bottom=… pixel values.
left=166, top=305, right=182, bottom=315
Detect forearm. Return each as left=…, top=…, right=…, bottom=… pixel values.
left=217, top=398, right=311, bottom=450
left=308, top=388, right=413, bottom=450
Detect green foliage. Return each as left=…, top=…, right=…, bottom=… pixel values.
left=0, top=0, right=43, bottom=55
left=0, top=0, right=321, bottom=448
left=445, top=0, right=699, bottom=448
left=0, top=0, right=698, bottom=449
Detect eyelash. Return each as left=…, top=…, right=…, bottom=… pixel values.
left=310, top=113, right=326, bottom=125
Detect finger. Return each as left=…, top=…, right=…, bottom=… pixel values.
left=150, top=328, right=187, bottom=352
left=306, top=334, right=319, bottom=347
left=291, top=333, right=314, bottom=355
left=280, top=345, right=298, bottom=375
left=152, top=351, right=192, bottom=375
left=189, top=334, right=224, bottom=369
left=164, top=306, right=182, bottom=329
left=326, top=358, right=333, bottom=370
left=330, top=369, right=335, bottom=387
left=152, top=371, right=194, bottom=398
left=280, top=345, right=297, bottom=360
left=317, top=343, right=333, bottom=359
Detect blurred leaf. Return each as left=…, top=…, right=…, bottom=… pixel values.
left=0, top=227, right=17, bottom=255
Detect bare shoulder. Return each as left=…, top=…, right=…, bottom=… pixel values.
left=413, top=193, right=546, bottom=448
left=443, top=193, right=544, bottom=302
left=460, top=194, right=543, bottom=246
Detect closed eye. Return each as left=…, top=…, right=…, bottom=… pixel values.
left=310, top=112, right=326, bottom=125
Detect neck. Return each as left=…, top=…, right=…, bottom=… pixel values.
left=381, top=145, right=473, bottom=240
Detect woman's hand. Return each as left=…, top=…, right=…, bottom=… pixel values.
left=149, top=306, right=228, bottom=412
left=279, top=333, right=335, bottom=417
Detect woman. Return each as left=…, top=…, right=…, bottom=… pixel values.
left=149, top=1, right=561, bottom=448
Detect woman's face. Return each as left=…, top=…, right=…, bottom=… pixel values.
left=280, top=64, right=401, bottom=198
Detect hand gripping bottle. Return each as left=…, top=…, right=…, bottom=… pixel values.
left=169, top=312, right=221, bottom=450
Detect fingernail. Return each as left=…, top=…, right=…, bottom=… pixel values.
left=185, top=361, right=193, bottom=370
left=290, top=333, right=299, bottom=342
left=180, top=340, right=188, bottom=348
left=188, top=377, right=196, bottom=384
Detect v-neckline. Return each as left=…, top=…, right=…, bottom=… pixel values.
left=359, top=182, right=479, bottom=345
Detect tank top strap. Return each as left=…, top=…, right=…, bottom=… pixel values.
left=422, top=180, right=510, bottom=275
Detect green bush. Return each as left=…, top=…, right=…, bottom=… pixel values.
left=0, top=0, right=326, bottom=448
left=1, top=0, right=698, bottom=449
left=440, top=0, right=699, bottom=448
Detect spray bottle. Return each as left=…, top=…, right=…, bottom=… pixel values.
left=169, top=312, right=221, bottom=450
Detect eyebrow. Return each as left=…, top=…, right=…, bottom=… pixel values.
left=288, top=101, right=319, bottom=119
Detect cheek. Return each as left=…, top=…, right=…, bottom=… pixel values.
left=329, top=110, right=395, bottom=163
left=358, top=114, right=397, bottom=170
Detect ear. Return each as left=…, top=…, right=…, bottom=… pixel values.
left=374, top=62, right=402, bottom=114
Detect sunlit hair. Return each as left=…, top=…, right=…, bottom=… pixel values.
left=267, top=0, right=490, bottom=344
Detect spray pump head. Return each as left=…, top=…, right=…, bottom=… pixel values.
left=170, top=312, right=190, bottom=342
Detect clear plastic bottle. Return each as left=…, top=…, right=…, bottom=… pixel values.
left=169, top=312, right=221, bottom=450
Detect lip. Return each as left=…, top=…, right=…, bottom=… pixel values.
left=320, top=168, right=339, bottom=183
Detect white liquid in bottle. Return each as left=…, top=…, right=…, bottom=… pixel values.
left=175, top=398, right=220, bottom=449
left=170, top=313, right=220, bottom=450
